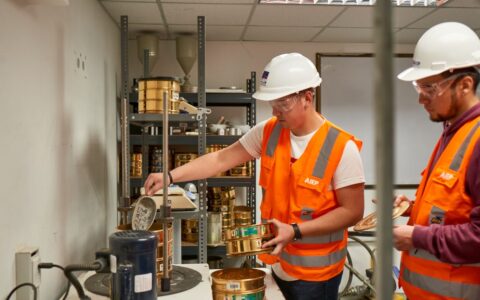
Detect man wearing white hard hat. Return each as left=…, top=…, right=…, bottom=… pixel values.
left=144, top=53, right=365, bottom=300
left=393, top=22, right=480, bottom=300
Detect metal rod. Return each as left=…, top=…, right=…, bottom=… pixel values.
left=120, top=16, right=130, bottom=213
left=374, top=0, right=394, bottom=299
left=344, top=263, right=376, bottom=292
left=161, top=90, right=171, bottom=291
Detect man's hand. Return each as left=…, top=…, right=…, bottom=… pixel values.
left=144, top=173, right=165, bottom=196
left=372, top=194, right=413, bottom=217
left=261, top=219, right=295, bottom=256
left=393, top=195, right=413, bottom=216
left=393, top=225, right=415, bottom=251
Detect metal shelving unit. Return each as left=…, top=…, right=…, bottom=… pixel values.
left=120, top=15, right=257, bottom=265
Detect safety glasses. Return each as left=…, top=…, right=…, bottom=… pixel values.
left=269, top=93, right=300, bottom=113
left=412, top=73, right=466, bottom=99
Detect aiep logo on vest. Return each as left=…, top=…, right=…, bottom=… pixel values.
left=438, top=171, right=454, bottom=181
left=304, top=177, right=319, bottom=186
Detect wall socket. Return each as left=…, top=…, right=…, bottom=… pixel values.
left=15, top=246, right=41, bottom=300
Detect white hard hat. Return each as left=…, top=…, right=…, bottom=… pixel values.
left=253, top=53, right=322, bottom=101
left=398, top=22, right=480, bottom=81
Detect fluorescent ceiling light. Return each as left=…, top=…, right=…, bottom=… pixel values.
left=259, top=0, right=448, bottom=6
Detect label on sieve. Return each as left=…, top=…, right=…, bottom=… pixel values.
left=230, top=293, right=262, bottom=300
left=241, top=227, right=258, bottom=237
left=226, top=281, right=241, bottom=291
left=134, top=273, right=152, bottom=293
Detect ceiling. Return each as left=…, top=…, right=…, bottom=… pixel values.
left=98, top=0, right=480, bottom=44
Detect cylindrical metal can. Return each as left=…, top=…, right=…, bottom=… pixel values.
left=211, top=268, right=266, bottom=300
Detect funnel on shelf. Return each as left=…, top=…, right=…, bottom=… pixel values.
left=176, top=34, right=197, bottom=92
left=137, top=33, right=159, bottom=77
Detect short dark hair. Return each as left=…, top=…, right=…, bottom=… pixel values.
left=442, top=67, right=480, bottom=92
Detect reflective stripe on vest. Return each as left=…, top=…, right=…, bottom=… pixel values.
left=410, top=248, right=480, bottom=267
left=292, top=229, right=344, bottom=245
left=313, top=127, right=340, bottom=178
left=450, top=121, right=480, bottom=171
left=266, top=122, right=283, bottom=157
left=403, top=266, right=480, bottom=299
left=280, top=247, right=346, bottom=267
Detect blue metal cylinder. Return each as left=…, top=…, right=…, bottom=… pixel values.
left=110, top=230, right=157, bottom=300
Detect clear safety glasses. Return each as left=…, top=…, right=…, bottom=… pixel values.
left=412, top=73, right=466, bottom=99
left=269, top=93, right=300, bottom=113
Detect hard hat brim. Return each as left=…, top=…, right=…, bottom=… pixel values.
left=397, top=67, right=444, bottom=82
left=252, top=77, right=322, bottom=101
left=252, top=90, right=290, bottom=101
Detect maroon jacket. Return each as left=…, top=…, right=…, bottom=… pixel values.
left=412, top=102, right=480, bottom=264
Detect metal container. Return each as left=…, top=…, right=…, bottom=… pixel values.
left=225, top=236, right=273, bottom=257
left=182, top=218, right=199, bottom=243
left=234, top=206, right=253, bottom=226
left=221, top=211, right=234, bottom=229
left=117, top=222, right=173, bottom=281
left=208, top=212, right=223, bottom=245
left=213, top=286, right=265, bottom=300
left=130, top=153, right=143, bottom=177
left=211, top=268, right=266, bottom=299
left=229, top=166, right=248, bottom=177
left=110, top=231, right=158, bottom=299
left=148, top=147, right=172, bottom=173
left=174, top=153, right=197, bottom=168
left=138, top=77, right=180, bottom=114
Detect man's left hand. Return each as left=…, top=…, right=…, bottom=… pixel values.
left=393, top=225, right=414, bottom=251
left=261, top=218, right=295, bottom=256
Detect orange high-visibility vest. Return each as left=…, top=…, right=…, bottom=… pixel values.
left=400, top=116, right=480, bottom=300
left=258, top=117, right=362, bottom=281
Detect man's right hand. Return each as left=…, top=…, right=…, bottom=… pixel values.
left=372, top=194, right=413, bottom=217
left=144, top=173, right=165, bottom=196
left=393, top=194, right=413, bottom=216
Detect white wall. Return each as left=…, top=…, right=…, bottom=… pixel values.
left=0, top=0, right=120, bottom=298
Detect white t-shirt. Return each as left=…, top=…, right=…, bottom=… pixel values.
left=239, top=119, right=365, bottom=280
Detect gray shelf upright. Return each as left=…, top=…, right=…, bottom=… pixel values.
left=197, top=15, right=208, bottom=264
left=119, top=15, right=130, bottom=225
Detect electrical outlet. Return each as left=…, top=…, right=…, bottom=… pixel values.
left=15, top=246, right=41, bottom=300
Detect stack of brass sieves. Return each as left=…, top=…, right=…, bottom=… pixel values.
left=174, top=153, right=198, bottom=168
left=233, top=206, right=253, bottom=226
left=130, top=153, right=142, bottom=177
left=137, top=77, right=180, bottom=114
left=181, top=218, right=198, bottom=243
left=224, top=224, right=274, bottom=257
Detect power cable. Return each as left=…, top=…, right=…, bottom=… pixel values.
left=6, top=282, right=37, bottom=300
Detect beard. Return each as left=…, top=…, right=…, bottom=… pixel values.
left=429, top=92, right=460, bottom=123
